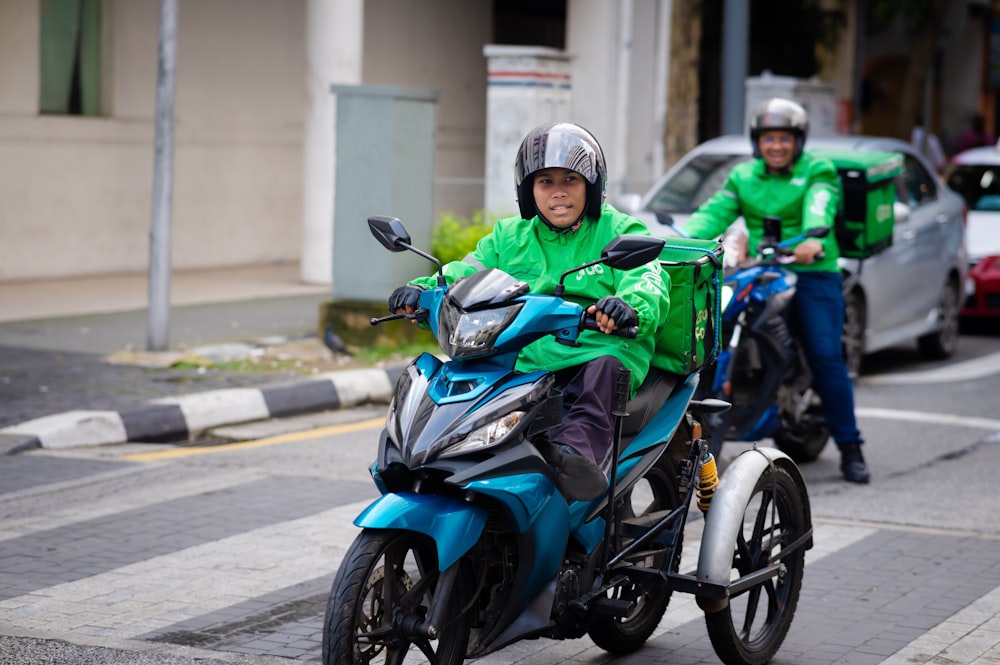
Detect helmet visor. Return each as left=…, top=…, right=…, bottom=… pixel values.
left=515, top=123, right=602, bottom=187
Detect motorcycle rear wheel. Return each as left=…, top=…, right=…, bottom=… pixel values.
left=322, top=529, right=471, bottom=665
left=588, top=455, right=681, bottom=654
left=704, top=465, right=807, bottom=665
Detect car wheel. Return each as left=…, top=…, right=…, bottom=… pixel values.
left=842, top=288, right=865, bottom=378
left=917, top=277, right=960, bottom=360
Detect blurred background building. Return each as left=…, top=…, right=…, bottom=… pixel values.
left=0, top=0, right=993, bottom=288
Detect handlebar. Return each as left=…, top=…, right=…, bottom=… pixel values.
left=581, top=313, right=638, bottom=338
left=370, top=309, right=429, bottom=326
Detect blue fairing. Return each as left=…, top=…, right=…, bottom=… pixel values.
left=466, top=473, right=571, bottom=603
left=354, top=492, right=488, bottom=570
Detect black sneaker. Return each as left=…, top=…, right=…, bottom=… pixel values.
left=539, top=443, right=608, bottom=501
left=839, top=442, right=870, bottom=484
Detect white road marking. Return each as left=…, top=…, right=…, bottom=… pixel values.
left=859, top=351, right=1000, bottom=385
left=856, top=407, right=1000, bottom=432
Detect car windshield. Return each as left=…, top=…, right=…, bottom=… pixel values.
left=646, top=153, right=753, bottom=212
left=945, top=164, right=1000, bottom=211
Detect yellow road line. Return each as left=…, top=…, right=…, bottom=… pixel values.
left=121, top=417, right=385, bottom=462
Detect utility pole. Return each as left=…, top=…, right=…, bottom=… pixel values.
left=721, top=0, right=748, bottom=134
left=147, top=0, right=177, bottom=351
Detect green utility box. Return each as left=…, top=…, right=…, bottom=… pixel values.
left=652, top=237, right=725, bottom=376
left=813, top=149, right=904, bottom=260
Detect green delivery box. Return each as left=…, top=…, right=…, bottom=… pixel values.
left=811, top=149, right=903, bottom=259
left=651, top=237, right=724, bottom=375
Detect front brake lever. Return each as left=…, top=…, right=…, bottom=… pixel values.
left=370, top=308, right=429, bottom=326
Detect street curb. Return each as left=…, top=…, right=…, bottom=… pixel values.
left=0, top=366, right=405, bottom=455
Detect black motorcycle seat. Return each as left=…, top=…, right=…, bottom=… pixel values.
left=621, top=367, right=683, bottom=439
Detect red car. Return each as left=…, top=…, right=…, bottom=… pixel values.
left=945, top=145, right=1000, bottom=318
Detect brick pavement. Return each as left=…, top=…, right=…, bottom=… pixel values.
left=3, top=451, right=1000, bottom=665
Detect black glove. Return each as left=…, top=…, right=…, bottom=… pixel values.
left=388, top=284, right=425, bottom=313
left=594, top=296, right=638, bottom=329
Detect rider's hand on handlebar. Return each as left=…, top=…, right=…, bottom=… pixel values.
left=388, top=284, right=425, bottom=316
left=589, top=296, right=638, bottom=334
left=794, top=239, right=824, bottom=265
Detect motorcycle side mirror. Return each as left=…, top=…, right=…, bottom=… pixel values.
left=368, top=216, right=412, bottom=252
left=762, top=215, right=782, bottom=240
left=555, top=235, right=665, bottom=297
left=368, top=215, right=446, bottom=286
left=600, top=235, right=666, bottom=270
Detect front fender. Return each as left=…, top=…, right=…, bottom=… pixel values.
left=696, top=447, right=811, bottom=593
left=355, top=492, right=488, bottom=570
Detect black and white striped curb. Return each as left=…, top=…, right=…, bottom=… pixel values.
left=0, top=367, right=404, bottom=455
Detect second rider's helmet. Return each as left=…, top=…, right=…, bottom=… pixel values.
left=514, top=121, right=607, bottom=227
left=749, top=97, right=809, bottom=161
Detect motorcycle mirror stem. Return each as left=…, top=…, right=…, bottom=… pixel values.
left=368, top=215, right=446, bottom=286
left=554, top=235, right=665, bottom=297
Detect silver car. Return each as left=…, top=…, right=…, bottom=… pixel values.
left=618, top=135, right=968, bottom=375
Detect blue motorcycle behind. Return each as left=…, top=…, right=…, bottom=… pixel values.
left=699, top=216, right=833, bottom=463
left=321, top=215, right=814, bottom=665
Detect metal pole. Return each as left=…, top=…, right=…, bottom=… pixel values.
left=147, top=0, right=177, bottom=351
left=721, top=0, right=748, bottom=135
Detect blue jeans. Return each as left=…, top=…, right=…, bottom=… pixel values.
left=790, top=272, right=864, bottom=447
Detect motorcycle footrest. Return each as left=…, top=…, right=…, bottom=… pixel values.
left=589, top=596, right=637, bottom=618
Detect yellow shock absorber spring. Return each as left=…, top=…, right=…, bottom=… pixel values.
left=697, top=451, right=719, bottom=513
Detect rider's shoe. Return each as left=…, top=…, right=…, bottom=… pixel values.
left=839, top=442, right=870, bottom=484
left=540, top=442, right=608, bottom=501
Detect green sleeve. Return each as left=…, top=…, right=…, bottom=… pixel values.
left=801, top=157, right=839, bottom=233
left=407, top=227, right=502, bottom=290
left=611, top=215, right=671, bottom=339
left=682, top=174, right=742, bottom=240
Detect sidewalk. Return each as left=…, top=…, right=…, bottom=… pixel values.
left=0, top=263, right=402, bottom=454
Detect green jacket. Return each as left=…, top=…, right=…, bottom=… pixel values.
left=683, top=151, right=841, bottom=273
left=409, top=204, right=670, bottom=394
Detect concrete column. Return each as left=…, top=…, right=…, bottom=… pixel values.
left=301, top=0, right=363, bottom=285
left=482, top=45, right=572, bottom=218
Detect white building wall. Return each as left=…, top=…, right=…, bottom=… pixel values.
left=0, top=0, right=305, bottom=281
left=363, top=0, right=491, bottom=224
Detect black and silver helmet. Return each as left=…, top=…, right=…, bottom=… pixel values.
left=514, top=121, right=607, bottom=225
left=749, top=97, right=809, bottom=160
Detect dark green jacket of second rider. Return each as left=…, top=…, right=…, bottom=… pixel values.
left=408, top=204, right=670, bottom=395
left=683, top=151, right=841, bottom=273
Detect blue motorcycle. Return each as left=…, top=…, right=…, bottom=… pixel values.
left=699, top=217, right=833, bottom=463
left=321, top=215, right=814, bottom=665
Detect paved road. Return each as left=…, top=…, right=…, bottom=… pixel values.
left=2, top=334, right=1000, bottom=664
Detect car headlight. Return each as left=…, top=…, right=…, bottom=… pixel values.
left=439, top=410, right=526, bottom=457
left=438, top=302, right=523, bottom=358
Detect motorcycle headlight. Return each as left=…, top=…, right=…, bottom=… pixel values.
left=720, top=284, right=735, bottom=310
left=439, top=410, right=526, bottom=458
left=438, top=302, right=523, bottom=358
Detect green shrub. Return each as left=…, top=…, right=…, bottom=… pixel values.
left=431, top=210, right=494, bottom=265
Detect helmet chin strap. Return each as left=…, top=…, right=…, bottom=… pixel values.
left=538, top=203, right=589, bottom=233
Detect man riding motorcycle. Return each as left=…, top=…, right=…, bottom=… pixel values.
left=682, top=97, right=870, bottom=484
left=388, top=121, right=670, bottom=500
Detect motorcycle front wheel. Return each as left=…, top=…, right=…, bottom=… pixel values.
left=322, top=529, right=471, bottom=665
left=704, top=465, right=807, bottom=665
left=772, top=419, right=830, bottom=463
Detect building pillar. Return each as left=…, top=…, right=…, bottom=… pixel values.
left=482, top=45, right=572, bottom=218
left=301, top=0, right=363, bottom=285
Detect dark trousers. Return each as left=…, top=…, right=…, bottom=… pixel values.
left=548, top=356, right=624, bottom=470
left=790, top=271, right=864, bottom=447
